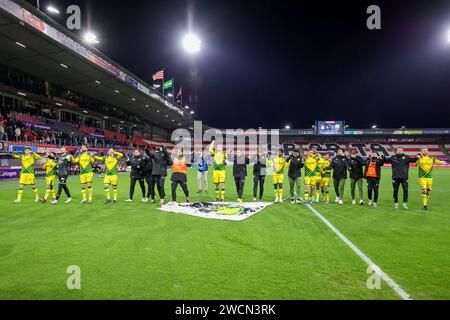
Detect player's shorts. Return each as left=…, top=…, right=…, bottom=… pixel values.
left=80, top=172, right=94, bottom=184
left=19, top=173, right=35, bottom=185
left=315, top=175, right=322, bottom=184
left=45, top=176, right=56, bottom=187
left=272, top=173, right=284, bottom=185
left=304, top=176, right=316, bottom=186
left=104, top=175, right=118, bottom=186
left=213, top=170, right=226, bottom=184
left=320, top=177, right=331, bottom=187
left=418, top=178, right=433, bottom=190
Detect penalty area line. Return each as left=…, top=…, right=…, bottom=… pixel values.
left=304, top=202, right=413, bottom=300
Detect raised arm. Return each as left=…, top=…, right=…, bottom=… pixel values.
left=115, top=151, right=124, bottom=159
left=209, top=142, right=215, bottom=156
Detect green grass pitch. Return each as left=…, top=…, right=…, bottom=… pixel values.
left=0, top=167, right=449, bottom=300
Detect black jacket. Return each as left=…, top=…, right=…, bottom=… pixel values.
left=384, top=154, right=415, bottom=180
left=348, top=156, right=364, bottom=180
left=253, top=155, right=268, bottom=176
left=149, top=148, right=173, bottom=176
left=331, top=155, right=349, bottom=179
left=233, top=155, right=249, bottom=178
left=143, top=156, right=153, bottom=178
left=56, top=154, right=71, bottom=177
left=364, top=158, right=385, bottom=179
left=287, top=155, right=303, bottom=178
left=126, top=155, right=146, bottom=179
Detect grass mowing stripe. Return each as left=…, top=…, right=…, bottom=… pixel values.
left=304, top=202, right=413, bottom=300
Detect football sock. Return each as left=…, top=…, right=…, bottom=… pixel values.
left=33, top=188, right=39, bottom=199
left=87, top=187, right=93, bottom=201
left=17, top=189, right=23, bottom=201
left=105, top=187, right=111, bottom=200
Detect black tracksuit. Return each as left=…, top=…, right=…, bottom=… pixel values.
left=331, top=155, right=349, bottom=198
left=55, top=154, right=72, bottom=200
left=364, top=158, right=384, bottom=202
left=143, top=154, right=153, bottom=198
left=148, top=148, right=173, bottom=200
left=126, top=155, right=147, bottom=199
left=287, top=155, right=303, bottom=178
left=233, top=155, right=249, bottom=199
left=253, top=155, right=268, bottom=200
left=384, top=154, right=416, bottom=203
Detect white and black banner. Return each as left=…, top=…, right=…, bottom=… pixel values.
left=158, top=202, right=273, bottom=221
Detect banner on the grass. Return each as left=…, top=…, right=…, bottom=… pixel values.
left=158, top=202, right=273, bottom=221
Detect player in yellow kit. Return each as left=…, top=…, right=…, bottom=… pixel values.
left=40, top=152, right=58, bottom=203
left=416, top=147, right=446, bottom=210
left=72, top=145, right=96, bottom=204
left=209, top=141, right=228, bottom=201
left=12, top=147, right=41, bottom=203
left=303, top=150, right=319, bottom=203
left=317, top=153, right=332, bottom=203
left=95, top=149, right=124, bottom=204
left=269, top=148, right=287, bottom=203
left=311, top=148, right=324, bottom=203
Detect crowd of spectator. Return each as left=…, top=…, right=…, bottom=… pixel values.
left=0, top=104, right=160, bottom=150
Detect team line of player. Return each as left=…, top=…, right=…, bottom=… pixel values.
left=10, top=142, right=445, bottom=210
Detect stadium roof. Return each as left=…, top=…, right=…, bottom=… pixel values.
left=0, top=0, right=193, bottom=130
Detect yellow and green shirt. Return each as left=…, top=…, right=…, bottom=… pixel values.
left=304, top=156, right=319, bottom=177
left=416, top=156, right=445, bottom=178
left=42, top=159, right=57, bottom=177
left=97, top=152, right=124, bottom=176
left=209, top=144, right=227, bottom=171
left=12, top=153, right=41, bottom=175
left=73, top=152, right=95, bottom=175
left=317, top=158, right=332, bottom=178
left=270, top=156, right=287, bottom=175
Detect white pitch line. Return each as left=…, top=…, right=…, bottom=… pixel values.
left=304, top=202, right=413, bottom=300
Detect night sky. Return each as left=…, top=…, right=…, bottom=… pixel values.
left=27, top=0, right=450, bottom=129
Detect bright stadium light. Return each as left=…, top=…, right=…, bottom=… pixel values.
left=167, top=93, right=173, bottom=97
left=84, top=32, right=100, bottom=44
left=46, top=5, right=60, bottom=14
left=285, top=125, right=291, bottom=130
left=372, top=125, right=377, bottom=129
left=153, top=84, right=161, bottom=89
left=182, top=34, right=201, bottom=54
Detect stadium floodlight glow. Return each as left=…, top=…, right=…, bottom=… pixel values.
left=84, top=32, right=100, bottom=45
left=285, top=125, right=291, bottom=130
left=60, top=63, right=68, bottom=69
left=153, top=84, right=161, bottom=89
left=82, top=110, right=89, bottom=114
left=182, top=34, right=201, bottom=54
left=104, top=116, right=109, bottom=119
left=185, top=105, right=190, bottom=109
left=17, top=91, right=27, bottom=97
left=47, top=5, right=60, bottom=14
left=190, top=111, right=195, bottom=114
left=372, top=125, right=377, bottom=129
left=15, top=41, right=26, bottom=48
left=167, top=93, right=173, bottom=97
